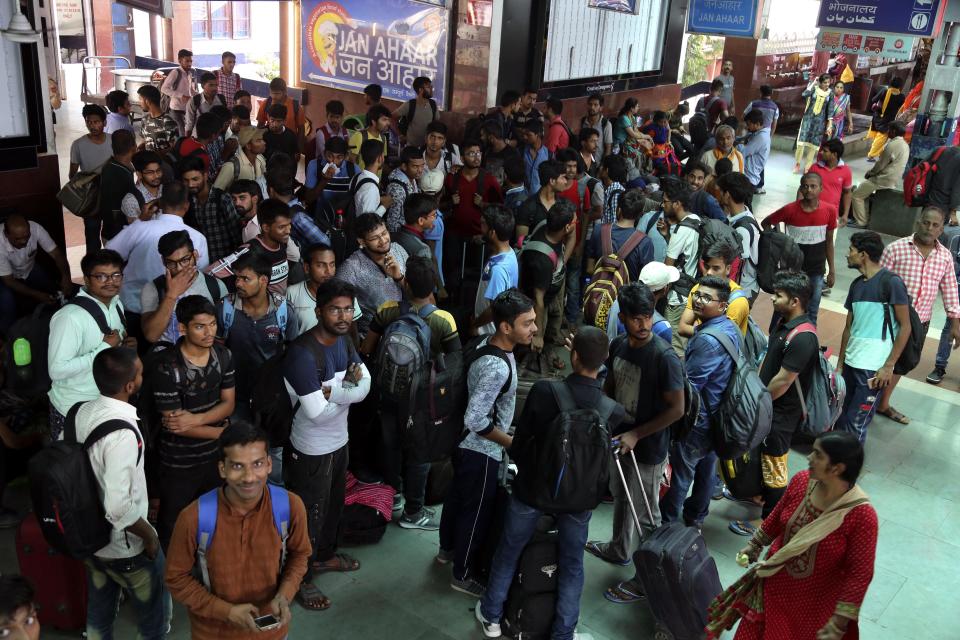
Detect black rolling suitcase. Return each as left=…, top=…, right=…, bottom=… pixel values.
left=501, top=516, right=559, bottom=640
left=614, top=450, right=723, bottom=640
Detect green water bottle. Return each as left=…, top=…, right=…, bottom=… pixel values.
left=12, top=337, right=32, bottom=383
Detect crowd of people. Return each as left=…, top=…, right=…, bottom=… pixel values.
left=2, top=53, right=956, bottom=640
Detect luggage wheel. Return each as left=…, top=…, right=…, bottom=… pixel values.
left=653, top=625, right=674, bottom=640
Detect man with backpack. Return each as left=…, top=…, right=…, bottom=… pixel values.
left=521, top=121, right=550, bottom=194
left=348, top=104, right=392, bottom=176
left=213, top=126, right=266, bottom=192
left=585, top=283, right=684, bottom=600
left=217, top=252, right=299, bottom=423
left=439, top=289, right=535, bottom=597
left=150, top=296, right=236, bottom=550
left=475, top=327, right=624, bottom=639
left=159, top=49, right=196, bottom=137
left=256, top=77, right=306, bottom=145
left=684, top=161, right=726, bottom=222
left=444, top=140, right=504, bottom=238
left=393, top=193, right=438, bottom=261
left=657, top=178, right=702, bottom=354
left=716, top=172, right=761, bottom=302
left=677, top=242, right=750, bottom=338
left=282, top=279, right=369, bottom=611
left=170, top=112, right=218, bottom=176
left=140, top=231, right=227, bottom=345
left=360, top=257, right=461, bottom=530
left=138, top=85, right=180, bottom=154
left=586, top=189, right=654, bottom=289
left=836, top=232, right=914, bottom=438
left=393, top=76, right=438, bottom=148
left=48, top=250, right=132, bottom=439
left=286, top=243, right=362, bottom=336
left=75, top=347, right=170, bottom=639
left=762, top=172, right=837, bottom=325
left=473, top=205, right=519, bottom=335
left=581, top=93, right=613, bottom=158
left=184, top=72, right=227, bottom=139
left=384, top=146, right=425, bottom=232
left=179, top=156, right=242, bottom=262
left=543, top=98, right=572, bottom=154
left=515, top=160, right=569, bottom=241
left=302, top=136, right=361, bottom=221
left=165, top=422, right=310, bottom=636
left=729, top=271, right=820, bottom=537
left=420, top=121, right=463, bottom=191
left=351, top=139, right=391, bottom=218
left=660, top=275, right=739, bottom=531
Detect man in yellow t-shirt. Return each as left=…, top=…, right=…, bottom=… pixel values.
left=348, top=104, right=392, bottom=176
left=678, top=241, right=749, bottom=337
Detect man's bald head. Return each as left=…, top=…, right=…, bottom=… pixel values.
left=3, top=214, right=31, bottom=248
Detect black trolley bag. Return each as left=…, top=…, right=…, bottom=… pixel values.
left=614, top=449, right=722, bottom=640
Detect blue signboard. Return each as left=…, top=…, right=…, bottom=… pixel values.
left=687, top=0, right=761, bottom=38
left=817, top=0, right=943, bottom=38
left=300, top=0, right=450, bottom=105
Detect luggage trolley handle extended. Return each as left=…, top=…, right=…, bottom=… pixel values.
left=611, top=444, right=657, bottom=537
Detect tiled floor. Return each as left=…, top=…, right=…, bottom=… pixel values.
left=9, top=116, right=960, bottom=638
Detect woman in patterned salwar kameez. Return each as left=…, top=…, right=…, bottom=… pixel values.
left=707, top=432, right=878, bottom=640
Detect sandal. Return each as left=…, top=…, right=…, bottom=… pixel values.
left=312, top=552, right=361, bottom=574
left=729, top=520, right=758, bottom=537
left=604, top=580, right=645, bottom=604
left=297, top=582, right=331, bottom=610
left=877, top=407, right=910, bottom=425
left=584, top=541, right=631, bottom=566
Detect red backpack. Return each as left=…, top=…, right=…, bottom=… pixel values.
left=904, top=146, right=946, bottom=207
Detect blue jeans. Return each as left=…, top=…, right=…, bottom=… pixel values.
left=84, top=550, right=171, bottom=640
left=936, top=322, right=954, bottom=370
left=564, top=254, right=583, bottom=325
left=769, top=273, right=824, bottom=331
left=836, top=365, right=879, bottom=444
left=479, top=496, right=591, bottom=640
left=659, top=427, right=716, bottom=527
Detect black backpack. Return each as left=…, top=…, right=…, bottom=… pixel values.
left=501, top=517, right=559, bottom=640
left=376, top=303, right=435, bottom=417
left=191, top=93, right=226, bottom=110
left=754, top=228, right=804, bottom=293
left=28, top=402, right=143, bottom=558
left=164, top=137, right=206, bottom=178
left=398, top=98, right=437, bottom=136
left=527, top=380, right=616, bottom=513
left=879, top=270, right=926, bottom=376
left=672, top=216, right=742, bottom=298
left=4, top=304, right=57, bottom=399
left=153, top=272, right=223, bottom=307
left=701, top=328, right=773, bottom=459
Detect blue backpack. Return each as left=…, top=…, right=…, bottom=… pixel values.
left=219, top=294, right=288, bottom=339
left=375, top=302, right=436, bottom=417
left=728, top=290, right=768, bottom=366
left=195, top=485, right=290, bottom=590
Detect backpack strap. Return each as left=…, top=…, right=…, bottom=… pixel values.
left=727, top=290, right=747, bottom=304
left=700, top=326, right=742, bottom=362
left=204, top=274, right=223, bottom=302
left=63, top=402, right=86, bottom=444
left=615, top=230, right=647, bottom=267
left=644, top=212, right=661, bottom=235
left=782, top=321, right=818, bottom=417
left=600, top=224, right=614, bottom=257
left=220, top=295, right=236, bottom=339
left=522, top=241, right=560, bottom=270
left=547, top=379, right=578, bottom=414
left=68, top=296, right=124, bottom=335
left=84, top=419, right=143, bottom=466
left=276, top=299, right=288, bottom=334
left=417, top=303, right=438, bottom=320
left=195, top=488, right=220, bottom=590
left=267, top=484, right=290, bottom=572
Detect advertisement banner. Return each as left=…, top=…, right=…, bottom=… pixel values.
left=816, top=29, right=915, bottom=61
left=687, top=0, right=762, bottom=38
left=817, top=0, right=943, bottom=38
left=300, top=0, right=450, bottom=105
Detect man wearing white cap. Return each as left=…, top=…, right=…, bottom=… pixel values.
left=605, top=261, right=678, bottom=343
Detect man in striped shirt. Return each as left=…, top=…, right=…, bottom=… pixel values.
left=213, top=51, right=242, bottom=108
left=877, top=206, right=960, bottom=423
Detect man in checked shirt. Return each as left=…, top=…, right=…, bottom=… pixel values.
left=876, top=206, right=960, bottom=424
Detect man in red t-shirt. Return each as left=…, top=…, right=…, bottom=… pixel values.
left=556, top=148, right=600, bottom=324
left=543, top=97, right=571, bottom=154
left=443, top=140, right=503, bottom=238
left=762, top=172, right=837, bottom=325
left=807, top=138, right=853, bottom=225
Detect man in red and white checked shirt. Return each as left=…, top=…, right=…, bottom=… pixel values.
left=878, top=206, right=960, bottom=423
left=214, top=52, right=242, bottom=108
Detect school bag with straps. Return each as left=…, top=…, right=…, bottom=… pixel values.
left=159, top=67, right=188, bottom=113
left=194, top=484, right=290, bottom=590
left=672, top=216, right=742, bottom=298
left=398, top=98, right=437, bottom=136
left=262, top=95, right=300, bottom=122
left=782, top=322, right=846, bottom=437
left=519, top=220, right=566, bottom=294
left=700, top=327, right=773, bottom=459
left=878, top=270, right=926, bottom=375
left=751, top=227, right=804, bottom=294
left=57, top=159, right=111, bottom=218
left=904, top=146, right=947, bottom=208
left=153, top=272, right=223, bottom=306
left=376, top=302, right=437, bottom=418
left=28, top=402, right=143, bottom=558
left=191, top=93, right=227, bottom=111
left=218, top=293, right=288, bottom=339
left=582, top=224, right=647, bottom=330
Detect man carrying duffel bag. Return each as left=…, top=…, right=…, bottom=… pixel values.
left=473, top=327, right=624, bottom=639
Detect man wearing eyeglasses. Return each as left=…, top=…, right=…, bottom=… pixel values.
left=106, top=181, right=209, bottom=350
left=48, top=250, right=135, bottom=441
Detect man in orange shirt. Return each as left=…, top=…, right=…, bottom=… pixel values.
left=165, top=423, right=310, bottom=638
left=256, top=78, right=306, bottom=146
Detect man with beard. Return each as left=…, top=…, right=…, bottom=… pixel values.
left=337, top=213, right=408, bottom=338
left=384, top=146, right=425, bottom=232
left=216, top=252, right=298, bottom=423
left=121, top=151, right=165, bottom=223
left=150, top=295, right=236, bottom=550
left=230, top=179, right=262, bottom=242
left=393, top=76, right=437, bottom=148
left=286, top=243, right=362, bottom=335
left=580, top=92, right=613, bottom=158
left=180, top=156, right=243, bottom=262
left=282, top=279, right=370, bottom=611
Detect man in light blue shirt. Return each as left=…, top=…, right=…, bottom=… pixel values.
left=737, top=110, right=771, bottom=193
left=521, top=121, right=549, bottom=194
left=48, top=250, right=132, bottom=439
left=473, top=206, right=519, bottom=335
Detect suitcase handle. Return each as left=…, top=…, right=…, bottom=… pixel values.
left=612, top=448, right=657, bottom=537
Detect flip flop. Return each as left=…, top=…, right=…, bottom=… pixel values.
left=729, top=520, right=758, bottom=537
left=297, top=582, right=331, bottom=610
left=584, top=541, right=631, bottom=566
left=604, top=581, right=646, bottom=604
left=877, top=407, right=910, bottom=425
left=312, top=552, right=361, bottom=574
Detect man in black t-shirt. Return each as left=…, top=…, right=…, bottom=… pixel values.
left=263, top=104, right=301, bottom=163
left=586, top=283, right=686, bottom=606
left=729, top=271, right=818, bottom=537
left=151, top=295, right=236, bottom=549
left=518, top=199, right=575, bottom=372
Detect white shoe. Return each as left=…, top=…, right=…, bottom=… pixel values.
left=475, top=601, right=502, bottom=638
left=572, top=634, right=595, bottom=640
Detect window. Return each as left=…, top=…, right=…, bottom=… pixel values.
left=191, top=1, right=250, bottom=40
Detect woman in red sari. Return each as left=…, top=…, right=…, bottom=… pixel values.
left=707, top=432, right=878, bottom=640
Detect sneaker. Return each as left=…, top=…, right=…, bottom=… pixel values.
left=927, top=367, right=946, bottom=385
left=399, top=507, right=440, bottom=531
left=435, top=548, right=454, bottom=564
left=475, top=601, right=502, bottom=638
left=754, top=187, right=766, bottom=195
left=0, top=508, right=20, bottom=529
left=867, top=157, right=878, bottom=163
left=712, top=480, right=725, bottom=500
left=392, top=494, right=404, bottom=514
left=450, top=576, right=486, bottom=598
left=572, top=633, right=595, bottom=640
